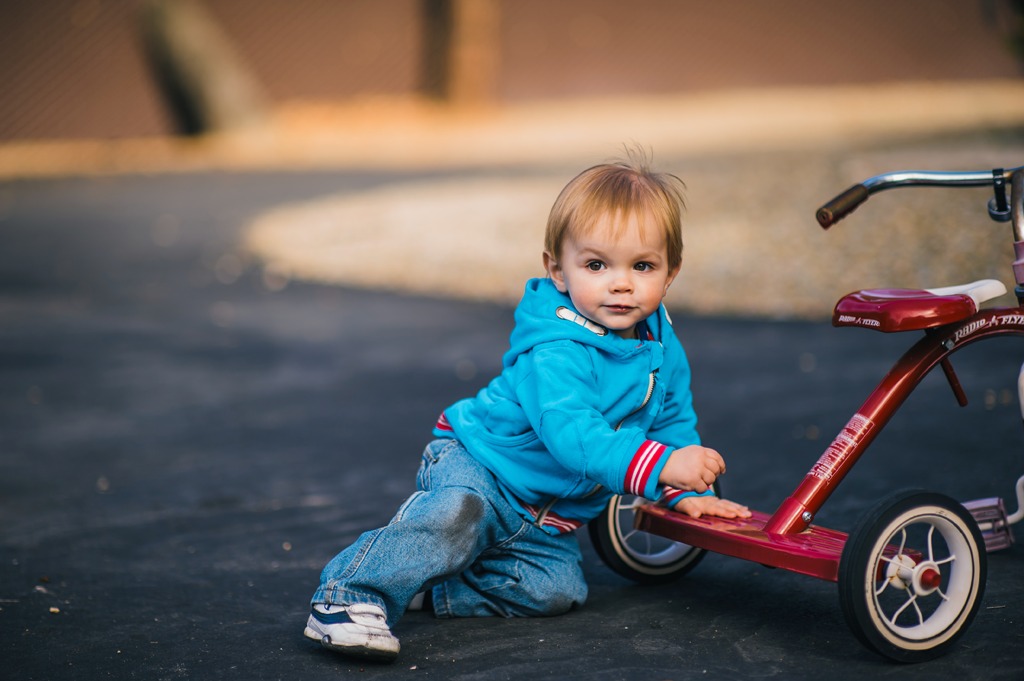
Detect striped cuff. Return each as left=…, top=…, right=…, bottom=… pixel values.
left=662, top=486, right=716, bottom=509
left=624, top=440, right=671, bottom=498
left=435, top=412, right=453, bottom=432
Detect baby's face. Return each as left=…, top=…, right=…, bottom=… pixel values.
left=544, top=211, right=680, bottom=340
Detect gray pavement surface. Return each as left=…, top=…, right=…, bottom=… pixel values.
left=1, top=171, right=1022, bottom=680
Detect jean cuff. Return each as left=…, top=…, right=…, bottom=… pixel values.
left=311, top=586, right=386, bottom=612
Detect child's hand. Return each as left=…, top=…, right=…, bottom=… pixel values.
left=675, top=495, right=752, bottom=520
left=658, top=445, right=726, bottom=493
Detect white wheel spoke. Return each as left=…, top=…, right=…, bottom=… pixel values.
left=645, top=532, right=652, bottom=554
left=874, top=578, right=890, bottom=596
left=936, top=587, right=949, bottom=601
left=926, top=525, right=936, bottom=563
left=890, top=593, right=918, bottom=625
left=911, top=598, right=924, bottom=626
left=935, top=555, right=955, bottom=566
left=622, top=529, right=638, bottom=542
left=897, top=528, right=907, bottom=557
left=878, top=555, right=897, bottom=566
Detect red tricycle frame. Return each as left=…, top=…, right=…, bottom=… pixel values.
left=634, top=307, right=1024, bottom=581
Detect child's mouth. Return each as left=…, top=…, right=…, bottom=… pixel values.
left=605, top=305, right=634, bottom=313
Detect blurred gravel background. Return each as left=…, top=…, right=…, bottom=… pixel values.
left=245, top=132, right=1024, bottom=319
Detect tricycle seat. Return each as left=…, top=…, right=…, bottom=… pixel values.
left=833, top=279, right=1006, bottom=332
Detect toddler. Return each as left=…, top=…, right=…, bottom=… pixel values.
left=304, top=153, right=750, bottom=661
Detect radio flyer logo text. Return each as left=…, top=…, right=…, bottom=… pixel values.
left=810, top=413, right=874, bottom=482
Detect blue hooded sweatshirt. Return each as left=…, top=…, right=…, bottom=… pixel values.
left=433, top=277, right=701, bottom=535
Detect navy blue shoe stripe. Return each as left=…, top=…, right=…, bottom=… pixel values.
left=311, top=608, right=354, bottom=625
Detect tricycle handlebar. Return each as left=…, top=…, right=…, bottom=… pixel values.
left=815, top=166, right=1024, bottom=229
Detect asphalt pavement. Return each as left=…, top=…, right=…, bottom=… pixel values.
left=1, top=171, right=1022, bottom=680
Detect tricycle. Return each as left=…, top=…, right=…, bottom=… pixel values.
left=589, top=165, right=1024, bottom=663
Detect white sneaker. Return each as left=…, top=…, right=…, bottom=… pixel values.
left=304, top=603, right=400, bottom=661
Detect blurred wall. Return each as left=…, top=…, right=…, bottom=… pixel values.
left=498, top=0, right=1022, bottom=98
left=0, top=0, right=1020, bottom=141
left=0, top=0, right=171, bottom=139
left=197, top=0, right=421, bottom=102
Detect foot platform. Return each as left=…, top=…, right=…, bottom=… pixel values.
left=634, top=505, right=850, bottom=581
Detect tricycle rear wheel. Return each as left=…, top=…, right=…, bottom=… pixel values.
left=588, top=481, right=720, bottom=584
left=838, top=489, right=987, bottom=663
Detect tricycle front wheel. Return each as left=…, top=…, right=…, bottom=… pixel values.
left=838, top=489, right=987, bottom=663
left=588, top=482, right=720, bottom=585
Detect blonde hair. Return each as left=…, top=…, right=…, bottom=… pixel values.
left=544, top=151, right=686, bottom=268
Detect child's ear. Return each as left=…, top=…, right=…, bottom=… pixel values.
left=663, top=262, right=682, bottom=294
left=542, top=251, right=568, bottom=293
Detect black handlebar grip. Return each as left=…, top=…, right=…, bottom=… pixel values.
left=816, top=184, right=869, bottom=229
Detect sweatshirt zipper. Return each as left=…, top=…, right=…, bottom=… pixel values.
left=614, top=370, right=656, bottom=431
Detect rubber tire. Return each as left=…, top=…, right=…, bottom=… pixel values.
left=588, top=481, right=720, bottom=585
left=838, top=489, right=987, bottom=663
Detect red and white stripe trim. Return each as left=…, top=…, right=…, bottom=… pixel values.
left=625, top=440, right=667, bottom=495
left=540, top=511, right=584, bottom=533
left=435, top=412, right=453, bottom=432
left=514, top=497, right=583, bottom=534
left=662, top=485, right=714, bottom=507
left=662, top=486, right=685, bottom=505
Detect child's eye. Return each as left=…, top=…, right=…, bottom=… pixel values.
left=634, top=262, right=653, bottom=272
left=586, top=261, right=604, bottom=271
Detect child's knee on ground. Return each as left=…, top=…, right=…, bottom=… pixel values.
left=437, top=550, right=587, bottom=618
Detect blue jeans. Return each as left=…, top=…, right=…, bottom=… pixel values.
left=312, top=438, right=588, bottom=627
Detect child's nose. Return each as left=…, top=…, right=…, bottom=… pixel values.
left=611, top=272, right=633, bottom=292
